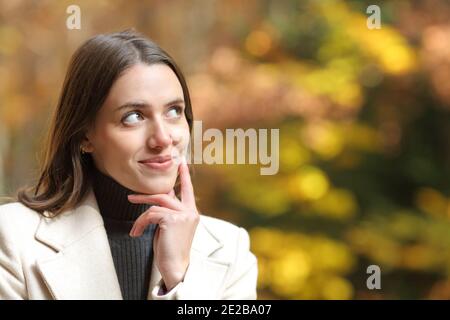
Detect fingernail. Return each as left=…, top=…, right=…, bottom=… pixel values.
left=129, top=224, right=136, bottom=236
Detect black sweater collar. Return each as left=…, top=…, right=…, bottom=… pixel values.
left=91, top=166, right=152, bottom=222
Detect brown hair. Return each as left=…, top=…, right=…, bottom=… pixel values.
left=15, top=29, right=194, bottom=217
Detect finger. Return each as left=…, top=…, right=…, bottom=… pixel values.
left=153, top=225, right=160, bottom=253
left=131, top=207, right=177, bottom=237
left=179, top=155, right=196, bottom=209
left=131, top=211, right=164, bottom=237
left=128, top=193, right=183, bottom=211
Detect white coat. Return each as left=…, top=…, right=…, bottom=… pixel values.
left=0, top=187, right=258, bottom=300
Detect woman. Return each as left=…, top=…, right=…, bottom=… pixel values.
left=0, top=30, right=258, bottom=300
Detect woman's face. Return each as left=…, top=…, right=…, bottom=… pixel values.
left=84, top=63, right=190, bottom=194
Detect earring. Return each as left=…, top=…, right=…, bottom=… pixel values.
left=80, top=147, right=86, bottom=154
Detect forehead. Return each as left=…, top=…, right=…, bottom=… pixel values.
left=105, top=63, right=184, bottom=106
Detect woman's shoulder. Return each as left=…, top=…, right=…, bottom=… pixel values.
left=0, top=201, right=42, bottom=242
left=198, top=214, right=251, bottom=248
left=0, top=200, right=42, bottom=219
left=199, top=214, right=243, bottom=233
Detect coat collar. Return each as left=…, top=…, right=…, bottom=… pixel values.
left=34, top=187, right=225, bottom=299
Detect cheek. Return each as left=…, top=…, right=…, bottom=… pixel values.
left=171, top=125, right=191, bottom=150
left=95, top=128, right=142, bottom=160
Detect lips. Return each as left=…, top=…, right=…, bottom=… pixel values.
left=138, top=154, right=174, bottom=171
left=139, top=155, right=172, bottom=163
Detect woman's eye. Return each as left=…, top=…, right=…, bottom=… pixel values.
left=121, top=106, right=182, bottom=124
left=166, top=106, right=183, bottom=119
left=122, top=111, right=144, bottom=124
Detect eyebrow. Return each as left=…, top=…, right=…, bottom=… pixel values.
left=115, top=98, right=185, bottom=112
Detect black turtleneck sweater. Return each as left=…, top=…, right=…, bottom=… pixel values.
left=91, top=166, right=157, bottom=300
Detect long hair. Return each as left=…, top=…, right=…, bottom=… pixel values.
left=15, top=30, right=194, bottom=217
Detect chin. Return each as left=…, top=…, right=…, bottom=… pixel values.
left=135, top=178, right=176, bottom=195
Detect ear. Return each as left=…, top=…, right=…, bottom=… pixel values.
left=80, top=131, right=95, bottom=153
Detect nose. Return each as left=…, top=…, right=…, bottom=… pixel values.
left=146, top=118, right=172, bottom=150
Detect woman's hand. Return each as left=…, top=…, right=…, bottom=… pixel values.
left=127, top=156, right=200, bottom=291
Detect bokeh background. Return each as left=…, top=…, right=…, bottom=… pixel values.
left=1, top=0, right=449, bottom=299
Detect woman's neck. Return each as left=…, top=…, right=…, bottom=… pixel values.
left=91, top=166, right=151, bottom=221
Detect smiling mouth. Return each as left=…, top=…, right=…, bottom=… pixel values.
left=139, top=154, right=173, bottom=163
left=138, top=158, right=173, bottom=171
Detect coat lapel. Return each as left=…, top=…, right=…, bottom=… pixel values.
left=34, top=188, right=122, bottom=299
left=147, top=217, right=229, bottom=299
left=35, top=187, right=229, bottom=300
